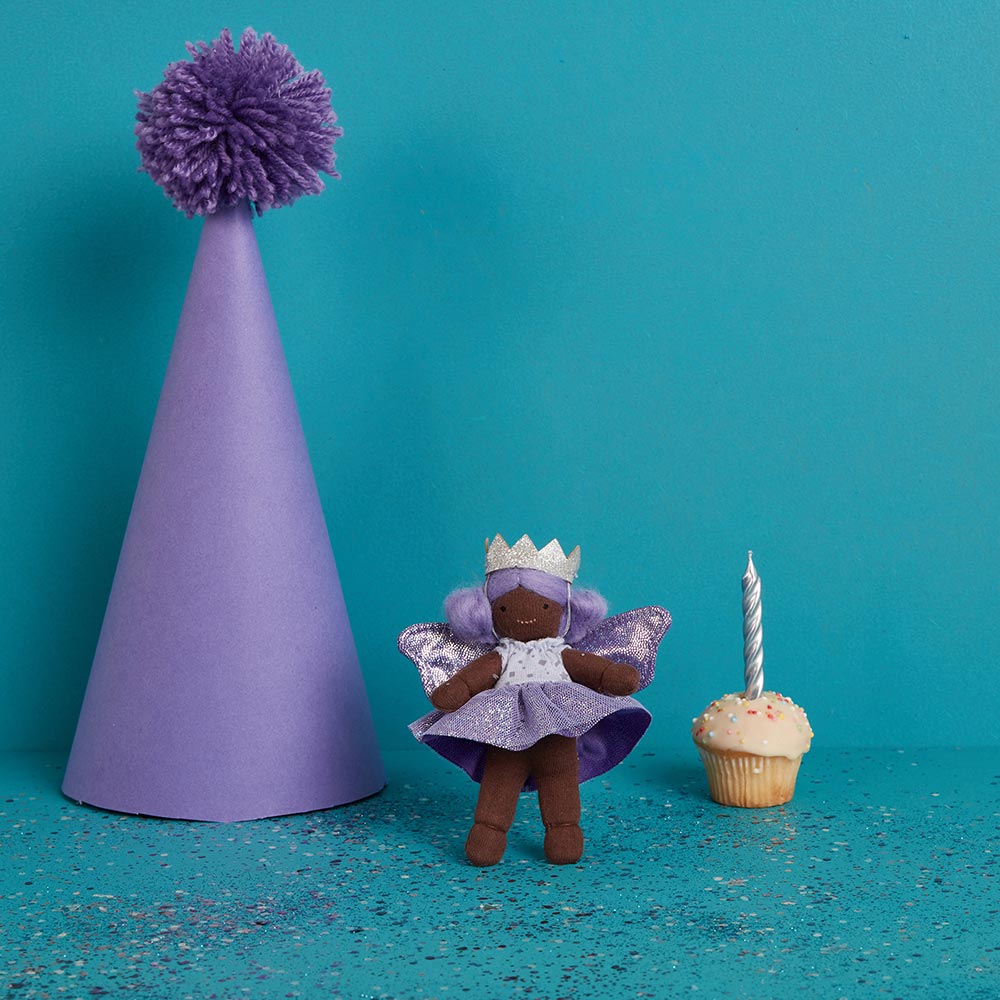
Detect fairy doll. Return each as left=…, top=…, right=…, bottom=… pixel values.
left=399, top=534, right=670, bottom=866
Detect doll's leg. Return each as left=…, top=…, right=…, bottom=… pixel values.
left=466, top=747, right=530, bottom=866
left=531, top=735, right=583, bottom=865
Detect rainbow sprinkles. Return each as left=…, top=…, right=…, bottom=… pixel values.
left=691, top=691, right=813, bottom=760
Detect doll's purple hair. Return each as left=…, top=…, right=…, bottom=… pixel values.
left=445, top=567, right=607, bottom=644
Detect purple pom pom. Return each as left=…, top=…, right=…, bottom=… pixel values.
left=136, top=28, right=342, bottom=217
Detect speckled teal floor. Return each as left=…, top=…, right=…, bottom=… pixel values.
left=2, top=747, right=997, bottom=999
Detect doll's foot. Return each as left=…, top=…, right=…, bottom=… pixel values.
left=544, top=823, right=583, bottom=864
left=466, top=822, right=508, bottom=866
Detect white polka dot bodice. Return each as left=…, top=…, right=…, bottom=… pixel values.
left=494, top=637, right=571, bottom=687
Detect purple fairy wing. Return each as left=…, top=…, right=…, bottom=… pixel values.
left=574, top=606, right=671, bottom=692
left=398, top=623, right=496, bottom=698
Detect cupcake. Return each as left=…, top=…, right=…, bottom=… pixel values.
left=691, top=691, right=813, bottom=807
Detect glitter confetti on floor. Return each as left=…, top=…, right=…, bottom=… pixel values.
left=2, top=748, right=997, bottom=999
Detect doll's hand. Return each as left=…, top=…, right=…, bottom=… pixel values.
left=431, top=677, right=473, bottom=712
left=600, top=661, right=640, bottom=696
left=430, top=651, right=503, bottom=710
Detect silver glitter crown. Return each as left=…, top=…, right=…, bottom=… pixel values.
left=484, top=534, right=581, bottom=582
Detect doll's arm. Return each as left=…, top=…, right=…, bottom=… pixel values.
left=561, top=648, right=640, bottom=696
left=430, top=650, right=503, bottom=712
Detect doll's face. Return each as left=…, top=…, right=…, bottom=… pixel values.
left=491, top=587, right=563, bottom=642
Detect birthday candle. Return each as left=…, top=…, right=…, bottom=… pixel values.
left=742, top=551, right=763, bottom=699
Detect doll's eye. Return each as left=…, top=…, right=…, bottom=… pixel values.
left=499, top=606, right=507, bottom=613
left=542, top=603, right=550, bottom=609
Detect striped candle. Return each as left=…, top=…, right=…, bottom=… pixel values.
left=742, top=551, right=764, bottom=700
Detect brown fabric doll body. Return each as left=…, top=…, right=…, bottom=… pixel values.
left=401, top=534, right=670, bottom=867
left=431, top=586, right=639, bottom=865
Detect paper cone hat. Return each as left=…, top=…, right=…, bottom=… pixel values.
left=63, top=30, right=384, bottom=821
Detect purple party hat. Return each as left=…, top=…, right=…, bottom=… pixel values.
left=63, top=29, right=384, bottom=821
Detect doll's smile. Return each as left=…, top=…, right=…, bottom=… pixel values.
left=491, top=588, right=564, bottom=640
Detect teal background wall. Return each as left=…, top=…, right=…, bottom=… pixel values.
left=2, top=1, right=997, bottom=753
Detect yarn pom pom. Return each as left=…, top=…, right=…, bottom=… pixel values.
left=136, top=28, right=342, bottom=217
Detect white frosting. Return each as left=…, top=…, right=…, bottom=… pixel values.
left=691, top=691, right=813, bottom=759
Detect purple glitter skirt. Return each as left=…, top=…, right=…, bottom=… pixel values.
left=409, top=681, right=651, bottom=792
